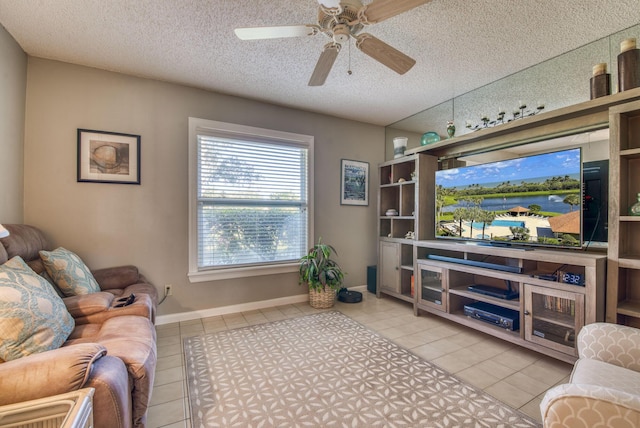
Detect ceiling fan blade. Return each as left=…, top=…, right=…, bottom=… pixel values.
left=360, top=0, right=430, bottom=24
left=308, top=43, right=341, bottom=86
left=355, top=33, right=416, bottom=75
left=234, top=25, right=317, bottom=40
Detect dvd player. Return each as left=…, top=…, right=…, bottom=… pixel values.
left=468, top=283, right=519, bottom=300
left=464, top=301, right=520, bottom=331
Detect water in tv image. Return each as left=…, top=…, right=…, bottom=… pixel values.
left=436, top=148, right=582, bottom=248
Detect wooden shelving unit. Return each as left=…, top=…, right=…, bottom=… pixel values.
left=607, top=99, right=640, bottom=328
left=377, top=154, right=436, bottom=303
left=378, top=90, right=640, bottom=362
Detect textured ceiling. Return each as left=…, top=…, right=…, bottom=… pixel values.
left=1, top=0, right=639, bottom=126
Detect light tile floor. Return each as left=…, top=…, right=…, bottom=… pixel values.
left=148, top=292, right=573, bottom=427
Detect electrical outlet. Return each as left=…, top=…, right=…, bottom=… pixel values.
left=164, top=284, right=173, bottom=296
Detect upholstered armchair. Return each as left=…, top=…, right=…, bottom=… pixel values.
left=540, top=322, right=640, bottom=427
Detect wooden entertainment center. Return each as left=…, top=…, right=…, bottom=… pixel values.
left=377, top=88, right=640, bottom=363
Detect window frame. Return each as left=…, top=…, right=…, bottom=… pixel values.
left=188, top=117, right=314, bottom=282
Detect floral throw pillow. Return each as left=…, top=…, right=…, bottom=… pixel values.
left=39, top=247, right=100, bottom=297
left=0, top=256, right=75, bottom=361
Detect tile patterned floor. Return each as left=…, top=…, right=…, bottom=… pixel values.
left=148, top=292, right=573, bottom=427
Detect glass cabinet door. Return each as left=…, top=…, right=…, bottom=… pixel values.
left=524, top=284, right=584, bottom=356
left=417, top=262, right=446, bottom=312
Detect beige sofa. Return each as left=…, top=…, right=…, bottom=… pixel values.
left=540, top=322, right=640, bottom=427
left=0, top=224, right=159, bottom=428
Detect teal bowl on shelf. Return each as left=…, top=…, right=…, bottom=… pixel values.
left=421, top=131, right=441, bottom=146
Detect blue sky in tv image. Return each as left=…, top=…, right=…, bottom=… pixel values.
left=435, top=148, right=581, bottom=189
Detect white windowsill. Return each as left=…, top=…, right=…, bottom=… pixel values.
left=188, top=262, right=299, bottom=282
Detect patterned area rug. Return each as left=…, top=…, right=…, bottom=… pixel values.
left=183, top=311, right=539, bottom=427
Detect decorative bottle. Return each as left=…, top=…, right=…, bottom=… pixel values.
left=618, top=38, right=640, bottom=92
left=630, top=193, right=640, bottom=216
left=590, top=63, right=611, bottom=99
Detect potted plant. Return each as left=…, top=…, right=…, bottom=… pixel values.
left=299, top=238, right=345, bottom=309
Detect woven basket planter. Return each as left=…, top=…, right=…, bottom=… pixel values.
left=308, top=286, right=337, bottom=309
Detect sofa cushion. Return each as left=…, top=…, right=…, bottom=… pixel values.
left=571, top=357, right=640, bottom=396
left=0, top=256, right=75, bottom=361
left=39, top=247, right=100, bottom=297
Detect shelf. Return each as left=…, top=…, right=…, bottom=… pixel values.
left=618, top=256, right=640, bottom=269
left=400, top=264, right=414, bottom=271
left=380, top=180, right=416, bottom=188
left=449, top=287, right=520, bottom=310
left=619, top=216, right=640, bottom=222
left=617, top=300, right=640, bottom=318
left=422, top=285, right=443, bottom=293
left=533, top=307, right=575, bottom=329
left=620, top=148, right=640, bottom=158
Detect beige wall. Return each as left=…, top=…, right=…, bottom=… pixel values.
left=0, top=25, right=26, bottom=222
left=23, top=58, right=383, bottom=316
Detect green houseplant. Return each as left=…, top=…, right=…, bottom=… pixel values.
left=299, top=238, right=345, bottom=309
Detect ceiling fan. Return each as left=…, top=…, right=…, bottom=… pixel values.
left=234, top=0, right=430, bottom=86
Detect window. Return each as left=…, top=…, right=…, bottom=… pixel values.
left=188, top=118, right=313, bottom=282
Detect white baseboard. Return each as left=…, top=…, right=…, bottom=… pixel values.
left=155, top=285, right=368, bottom=325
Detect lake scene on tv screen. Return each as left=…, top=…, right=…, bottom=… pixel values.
left=436, top=148, right=582, bottom=247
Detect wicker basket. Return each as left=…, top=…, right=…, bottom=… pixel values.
left=308, top=286, right=337, bottom=309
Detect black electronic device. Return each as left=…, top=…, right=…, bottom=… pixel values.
left=427, top=254, right=522, bottom=273
left=583, top=160, right=609, bottom=245
left=463, top=301, right=520, bottom=331
left=338, top=288, right=362, bottom=303
left=468, top=280, right=519, bottom=300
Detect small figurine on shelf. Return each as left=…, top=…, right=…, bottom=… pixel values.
left=405, top=231, right=415, bottom=239
left=446, top=121, right=455, bottom=138
left=630, top=193, right=640, bottom=215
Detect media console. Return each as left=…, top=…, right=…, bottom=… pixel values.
left=414, top=240, right=606, bottom=363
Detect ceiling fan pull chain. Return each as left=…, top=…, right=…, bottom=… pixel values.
left=348, top=39, right=353, bottom=75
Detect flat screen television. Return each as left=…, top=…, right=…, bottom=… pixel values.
left=435, top=148, right=584, bottom=249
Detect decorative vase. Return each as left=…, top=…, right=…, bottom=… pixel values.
left=393, top=137, right=408, bottom=158
left=420, top=132, right=440, bottom=146
left=618, top=38, right=640, bottom=92
left=590, top=63, right=611, bottom=99
left=446, top=121, right=455, bottom=138
left=309, top=286, right=337, bottom=309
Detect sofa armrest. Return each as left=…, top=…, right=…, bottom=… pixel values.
left=63, top=292, right=115, bottom=318
left=578, top=323, right=640, bottom=371
left=541, top=383, right=640, bottom=427
left=92, top=265, right=140, bottom=290
left=0, top=344, right=107, bottom=405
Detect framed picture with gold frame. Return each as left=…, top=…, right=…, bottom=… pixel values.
left=77, top=129, right=141, bottom=184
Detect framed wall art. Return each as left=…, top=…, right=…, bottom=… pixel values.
left=77, top=129, right=141, bottom=184
left=340, top=159, right=369, bottom=206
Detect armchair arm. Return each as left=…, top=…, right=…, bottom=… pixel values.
left=578, top=323, right=640, bottom=371
left=541, top=383, right=640, bottom=427
left=63, top=292, right=115, bottom=318
left=92, top=265, right=140, bottom=291
left=0, top=343, right=106, bottom=405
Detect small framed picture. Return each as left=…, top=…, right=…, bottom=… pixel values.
left=77, top=129, right=141, bottom=184
left=340, top=159, right=369, bottom=206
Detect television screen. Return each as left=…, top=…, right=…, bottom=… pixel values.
left=435, top=148, right=582, bottom=248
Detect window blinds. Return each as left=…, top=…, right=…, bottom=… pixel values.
left=197, top=135, right=309, bottom=269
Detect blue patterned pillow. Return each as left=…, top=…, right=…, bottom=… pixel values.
left=39, top=248, right=100, bottom=297
left=0, top=256, right=75, bottom=361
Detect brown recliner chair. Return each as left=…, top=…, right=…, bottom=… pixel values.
left=0, top=224, right=158, bottom=428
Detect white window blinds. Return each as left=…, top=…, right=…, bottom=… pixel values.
left=196, top=133, right=310, bottom=270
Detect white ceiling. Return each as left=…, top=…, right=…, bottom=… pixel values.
left=1, top=0, right=639, bottom=126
